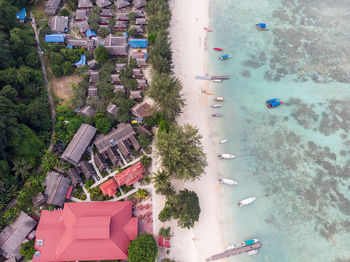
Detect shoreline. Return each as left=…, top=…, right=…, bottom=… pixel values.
left=153, top=0, right=227, bottom=260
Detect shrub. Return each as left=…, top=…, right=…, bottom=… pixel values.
left=128, top=233, right=158, bottom=262
left=20, top=240, right=36, bottom=261
left=59, top=8, right=70, bottom=16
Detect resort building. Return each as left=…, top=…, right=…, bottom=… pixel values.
left=106, top=103, right=119, bottom=115
left=135, top=18, right=147, bottom=25
left=88, top=85, right=98, bottom=97
left=104, top=35, right=128, bottom=56
left=96, top=0, right=112, bottom=8
left=49, top=15, right=68, bottom=33
left=130, top=90, right=143, bottom=100
left=75, top=9, right=89, bottom=21
left=129, top=38, right=148, bottom=48
left=61, top=123, right=97, bottom=166
left=115, top=0, right=130, bottom=10
left=78, top=0, right=93, bottom=9
left=111, top=74, right=121, bottom=84
left=100, top=178, right=119, bottom=197
left=44, top=172, right=71, bottom=207
left=45, top=0, right=62, bottom=15
left=114, top=85, right=126, bottom=94
left=67, top=167, right=83, bottom=186
left=116, top=63, right=127, bottom=72
left=78, top=105, right=97, bottom=117
left=79, top=161, right=96, bottom=179
left=137, top=79, right=147, bottom=88
left=131, top=102, right=152, bottom=118
left=100, top=8, right=113, bottom=17
left=33, top=202, right=138, bottom=261
left=0, top=212, right=37, bottom=260
left=67, top=37, right=95, bottom=49
left=133, top=0, right=146, bottom=9
left=115, top=161, right=146, bottom=186
left=132, top=68, right=142, bottom=78
left=75, top=20, right=90, bottom=34
left=94, top=153, right=108, bottom=172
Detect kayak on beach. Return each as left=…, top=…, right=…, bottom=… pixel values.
left=214, top=48, right=223, bottom=51
left=204, top=27, right=213, bottom=32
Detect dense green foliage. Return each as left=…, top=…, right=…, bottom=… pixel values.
left=152, top=170, right=174, bottom=196
left=128, top=233, right=158, bottom=262
left=0, top=16, right=51, bottom=212
left=159, top=189, right=200, bottom=229
left=98, top=27, right=110, bottom=38
left=158, top=226, right=171, bottom=238
left=94, top=45, right=110, bottom=65
left=148, top=73, right=184, bottom=121
left=148, top=32, right=172, bottom=74
left=156, top=123, right=207, bottom=181
left=88, top=6, right=101, bottom=32
left=20, top=240, right=36, bottom=261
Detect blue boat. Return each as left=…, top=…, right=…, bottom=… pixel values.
left=256, top=23, right=270, bottom=30
left=267, top=101, right=284, bottom=108
left=219, top=54, right=231, bottom=60
left=266, top=98, right=280, bottom=104
left=242, top=239, right=259, bottom=246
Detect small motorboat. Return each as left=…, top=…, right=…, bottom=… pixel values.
left=215, top=97, right=225, bottom=101
left=218, top=153, right=235, bottom=159
left=212, top=114, right=223, bottom=117
left=219, top=178, right=238, bottom=185
left=211, top=104, right=222, bottom=108
left=219, top=55, right=231, bottom=60
left=204, top=27, right=213, bottom=32
left=201, top=90, right=214, bottom=95
left=219, top=139, right=228, bottom=144
left=266, top=98, right=279, bottom=104
left=225, top=244, right=236, bottom=251
left=241, top=239, right=259, bottom=246
left=213, top=79, right=223, bottom=83
left=247, top=249, right=259, bottom=256
left=256, top=23, right=269, bottom=30
left=238, top=197, right=256, bottom=207
left=214, top=48, right=223, bottom=51
left=267, top=100, right=284, bottom=108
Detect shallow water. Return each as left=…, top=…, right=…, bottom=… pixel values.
left=207, top=0, right=350, bottom=261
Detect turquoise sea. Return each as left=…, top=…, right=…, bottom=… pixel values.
left=207, top=0, right=350, bottom=261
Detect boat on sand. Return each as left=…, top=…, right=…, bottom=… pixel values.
left=204, top=27, right=213, bottom=32
left=201, top=90, right=214, bottom=95
left=219, top=139, right=228, bottom=144
left=219, top=178, right=238, bottom=185
left=218, top=153, right=235, bottom=159
left=213, top=79, right=223, bottom=83
left=238, top=197, right=256, bottom=207
left=211, top=104, right=222, bottom=108
left=214, top=48, right=223, bottom=51
left=212, top=114, right=223, bottom=118
left=215, top=97, right=225, bottom=101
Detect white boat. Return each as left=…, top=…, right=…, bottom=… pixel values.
left=218, top=154, right=235, bottom=159
left=225, top=244, right=236, bottom=251
left=247, top=249, right=259, bottom=256
left=215, top=97, right=225, bottom=101
left=219, top=178, right=238, bottom=185
left=211, top=104, right=222, bottom=108
left=238, top=197, right=256, bottom=207
left=219, top=139, right=228, bottom=144
left=213, top=79, right=223, bottom=83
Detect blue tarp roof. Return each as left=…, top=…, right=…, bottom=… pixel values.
left=85, top=30, right=96, bottom=38
left=128, top=38, right=148, bottom=48
left=45, top=34, right=65, bottom=43
left=123, top=32, right=128, bottom=37
left=67, top=45, right=73, bottom=49
left=74, top=55, right=86, bottom=66
left=16, top=8, right=26, bottom=20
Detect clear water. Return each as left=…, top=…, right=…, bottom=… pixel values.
left=207, top=0, right=350, bottom=261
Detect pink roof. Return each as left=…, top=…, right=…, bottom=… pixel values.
left=33, top=202, right=138, bottom=261
left=100, top=178, right=118, bottom=197
left=115, top=162, right=145, bottom=187
left=65, top=186, right=73, bottom=199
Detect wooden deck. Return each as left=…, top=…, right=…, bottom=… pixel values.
left=206, top=242, right=262, bottom=261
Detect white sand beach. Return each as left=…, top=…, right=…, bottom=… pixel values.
left=153, top=0, right=228, bottom=261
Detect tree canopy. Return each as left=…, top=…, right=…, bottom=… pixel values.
left=158, top=189, right=200, bottom=229
left=128, top=233, right=158, bottom=262
left=94, top=45, right=110, bottom=64
left=156, top=123, right=207, bottom=181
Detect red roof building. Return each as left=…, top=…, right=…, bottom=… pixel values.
left=115, top=161, right=146, bottom=187
left=33, top=202, right=138, bottom=261
left=100, top=178, right=118, bottom=197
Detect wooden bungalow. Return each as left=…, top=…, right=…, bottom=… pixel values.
left=130, top=25, right=144, bottom=34
left=78, top=105, right=97, bottom=118
left=128, top=134, right=141, bottom=151
left=44, top=172, right=71, bottom=206
left=100, top=8, right=113, bottom=17
left=75, top=20, right=90, bottom=34
left=114, top=21, right=127, bottom=31
left=32, top=192, right=47, bottom=207
left=87, top=59, right=98, bottom=68
left=94, top=153, right=108, bottom=172
left=114, top=85, right=126, bottom=94
left=116, top=63, right=126, bottom=73
left=111, top=74, right=121, bottom=84
left=132, top=68, right=142, bottom=78
left=117, top=13, right=129, bottom=22
left=99, top=16, right=110, bottom=25
left=67, top=37, right=95, bottom=49
left=0, top=212, right=37, bottom=260
left=137, top=125, right=153, bottom=137
left=129, top=90, right=142, bottom=100
left=79, top=161, right=96, bottom=179
left=136, top=58, right=147, bottom=67
left=88, top=86, right=98, bottom=97
left=114, top=162, right=145, bottom=187
left=89, top=70, right=99, bottom=83
left=78, top=0, right=93, bottom=9
left=131, top=51, right=146, bottom=59
left=67, top=168, right=83, bottom=187
left=134, top=10, right=145, bottom=18
left=49, top=15, right=68, bottom=33
left=115, top=0, right=130, bottom=10
left=96, top=0, right=112, bottom=8
left=131, top=102, right=151, bottom=118
left=136, top=79, right=147, bottom=88
left=106, top=103, right=119, bottom=115
left=117, top=140, right=132, bottom=159
left=133, top=0, right=146, bottom=9
left=75, top=9, right=89, bottom=21
left=105, top=147, right=122, bottom=166
left=104, top=34, right=128, bottom=56
left=45, top=0, right=62, bottom=15
left=61, top=124, right=97, bottom=166
left=135, top=18, right=147, bottom=25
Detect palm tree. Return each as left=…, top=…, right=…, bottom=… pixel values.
left=12, top=159, right=32, bottom=180
left=152, top=170, right=175, bottom=196
left=158, top=226, right=171, bottom=239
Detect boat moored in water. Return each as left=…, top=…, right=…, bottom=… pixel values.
left=241, top=239, right=259, bottom=246
left=267, top=100, right=284, bottom=108
left=256, top=23, right=269, bottom=30
left=218, top=153, right=235, bottom=159
left=238, top=197, right=256, bottom=207
left=212, top=114, right=223, bottom=117
left=204, top=27, right=213, bottom=32
left=214, top=48, right=223, bottom=51
left=219, top=139, right=228, bottom=144
left=219, top=54, right=231, bottom=60
left=213, top=79, right=223, bottom=83
left=247, top=249, right=259, bottom=256
left=219, top=178, right=238, bottom=185
left=211, top=104, right=222, bottom=108
left=215, top=97, right=225, bottom=101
